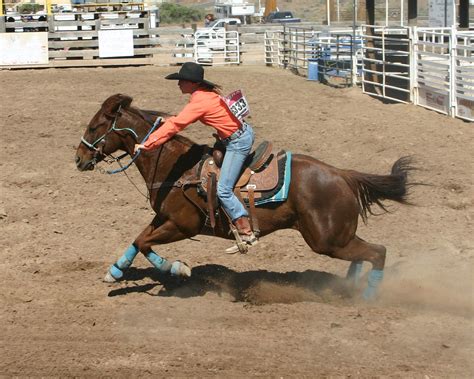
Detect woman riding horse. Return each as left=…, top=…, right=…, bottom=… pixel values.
left=134, top=62, right=258, bottom=252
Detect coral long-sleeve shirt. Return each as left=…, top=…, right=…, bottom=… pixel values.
left=143, top=89, right=241, bottom=150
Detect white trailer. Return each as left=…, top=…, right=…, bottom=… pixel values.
left=214, top=0, right=255, bottom=22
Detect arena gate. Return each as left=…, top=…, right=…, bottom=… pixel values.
left=361, top=25, right=411, bottom=103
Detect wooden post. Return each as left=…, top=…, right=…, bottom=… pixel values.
left=329, top=0, right=336, bottom=24
left=326, top=0, right=331, bottom=25
left=366, top=0, right=375, bottom=25
left=459, top=0, right=469, bottom=28
left=357, top=0, right=366, bottom=24
left=48, top=13, right=55, bottom=32
left=407, top=0, right=417, bottom=26
left=0, top=0, right=4, bottom=16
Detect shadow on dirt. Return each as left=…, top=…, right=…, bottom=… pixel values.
left=107, top=264, right=354, bottom=304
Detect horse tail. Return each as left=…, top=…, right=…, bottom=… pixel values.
left=342, top=156, right=416, bottom=223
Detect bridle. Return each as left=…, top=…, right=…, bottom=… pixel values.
left=80, top=106, right=138, bottom=158
left=80, top=105, right=161, bottom=174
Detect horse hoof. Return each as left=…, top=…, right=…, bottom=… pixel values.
left=103, top=271, right=117, bottom=283
left=171, top=261, right=191, bottom=278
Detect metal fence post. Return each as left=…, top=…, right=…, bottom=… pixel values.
left=449, top=25, right=457, bottom=118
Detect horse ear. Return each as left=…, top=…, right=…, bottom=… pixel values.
left=102, top=94, right=133, bottom=114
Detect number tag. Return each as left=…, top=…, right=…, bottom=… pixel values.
left=223, top=89, right=250, bottom=121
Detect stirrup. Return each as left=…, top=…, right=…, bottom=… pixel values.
left=225, top=234, right=258, bottom=255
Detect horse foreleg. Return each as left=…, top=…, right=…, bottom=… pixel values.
left=135, top=220, right=192, bottom=278
left=332, top=237, right=386, bottom=300
left=104, top=220, right=191, bottom=282
left=104, top=243, right=140, bottom=282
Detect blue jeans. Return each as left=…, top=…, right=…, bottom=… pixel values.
left=217, top=123, right=255, bottom=221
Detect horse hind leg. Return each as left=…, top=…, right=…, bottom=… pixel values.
left=297, top=206, right=386, bottom=299
left=332, top=237, right=387, bottom=300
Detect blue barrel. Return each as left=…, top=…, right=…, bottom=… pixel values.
left=308, top=59, right=319, bottom=81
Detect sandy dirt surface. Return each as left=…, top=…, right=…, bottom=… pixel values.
left=1, top=65, right=473, bottom=377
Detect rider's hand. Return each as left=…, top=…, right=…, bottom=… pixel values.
left=134, top=144, right=144, bottom=154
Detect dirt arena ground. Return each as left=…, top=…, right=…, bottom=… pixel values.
left=1, top=65, right=473, bottom=377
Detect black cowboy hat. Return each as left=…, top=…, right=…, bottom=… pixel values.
left=165, top=62, right=217, bottom=88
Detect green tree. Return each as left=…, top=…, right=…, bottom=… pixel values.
left=18, top=3, right=43, bottom=14
left=159, top=3, right=205, bottom=24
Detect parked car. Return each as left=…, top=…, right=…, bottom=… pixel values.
left=193, top=18, right=241, bottom=51
left=265, top=11, right=301, bottom=23
left=206, top=18, right=241, bottom=30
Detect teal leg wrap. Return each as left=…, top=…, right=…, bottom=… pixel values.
left=108, top=244, right=140, bottom=280
left=146, top=251, right=172, bottom=274
left=109, top=264, right=124, bottom=280
left=116, top=244, right=139, bottom=269
left=346, top=261, right=363, bottom=286
left=363, top=269, right=384, bottom=300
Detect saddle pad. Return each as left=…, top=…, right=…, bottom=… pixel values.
left=254, top=151, right=292, bottom=206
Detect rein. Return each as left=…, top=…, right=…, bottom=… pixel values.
left=106, top=116, right=162, bottom=175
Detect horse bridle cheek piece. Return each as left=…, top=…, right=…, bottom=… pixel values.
left=80, top=106, right=139, bottom=167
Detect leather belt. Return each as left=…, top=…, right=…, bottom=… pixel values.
left=221, top=123, right=248, bottom=143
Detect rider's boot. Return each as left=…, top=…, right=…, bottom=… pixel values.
left=225, top=216, right=258, bottom=254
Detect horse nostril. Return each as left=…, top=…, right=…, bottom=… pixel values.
left=75, top=156, right=81, bottom=166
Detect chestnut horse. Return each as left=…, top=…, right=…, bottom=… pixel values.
left=75, top=94, right=415, bottom=300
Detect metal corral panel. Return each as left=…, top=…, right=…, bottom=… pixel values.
left=454, top=32, right=474, bottom=122
left=194, top=29, right=240, bottom=65
left=414, top=28, right=452, bottom=115
left=361, top=25, right=412, bottom=103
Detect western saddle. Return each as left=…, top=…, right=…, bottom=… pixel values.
left=198, top=139, right=283, bottom=236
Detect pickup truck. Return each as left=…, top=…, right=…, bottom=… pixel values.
left=265, top=11, right=301, bottom=23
